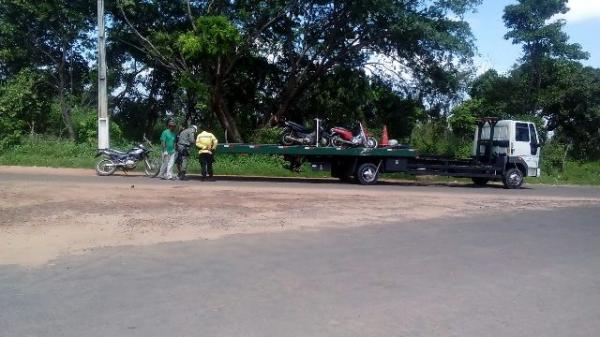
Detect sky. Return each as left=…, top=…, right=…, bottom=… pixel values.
left=465, top=0, right=600, bottom=74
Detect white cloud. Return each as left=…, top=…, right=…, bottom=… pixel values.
left=560, top=0, right=600, bottom=22
left=474, top=56, right=493, bottom=75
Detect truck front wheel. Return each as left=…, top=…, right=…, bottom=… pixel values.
left=502, top=168, right=524, bottom=189
left=356, top=163, right=379, bottom=185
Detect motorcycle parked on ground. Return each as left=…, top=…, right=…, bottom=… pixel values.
left=95, top=137, right=160, bottom=177
left=329, top=122, right=378, bottom=149
left=281, top=118, right=330, bottom=147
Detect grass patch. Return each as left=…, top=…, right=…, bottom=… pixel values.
left=0, top=136, right=598, bottom=185
left=0, top=136, right=97, bottom=168
left=531, top=161, right=600, bottom=186
left=0, top=136, right=330, bottom=178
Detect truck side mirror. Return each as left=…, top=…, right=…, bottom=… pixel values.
left=530, top=142, right=540, bottom=155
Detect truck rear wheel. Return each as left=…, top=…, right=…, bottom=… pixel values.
left=356, top=163, right=379, bottom=185
left=502, top=168, right=524, bottom=189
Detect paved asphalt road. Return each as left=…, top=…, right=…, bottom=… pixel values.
left=1, top=203, right=600, bottom=336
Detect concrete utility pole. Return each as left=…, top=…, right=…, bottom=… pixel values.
left=97, top=0, right=109, bottom=149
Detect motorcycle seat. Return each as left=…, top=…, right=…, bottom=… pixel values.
left=106, top=149, right=126, bottom=155
left=285, top=121, right=310, bottom=133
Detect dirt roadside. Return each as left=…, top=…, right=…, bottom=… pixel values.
left=1, top=166, right=599, bottom=266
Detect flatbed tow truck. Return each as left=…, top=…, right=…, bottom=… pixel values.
left=217, top=118, right=542, bottom=189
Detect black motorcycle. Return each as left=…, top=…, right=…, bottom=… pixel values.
left=95, top=140, right=160, bottom=177
left=281, top=118, right=330, bottom=147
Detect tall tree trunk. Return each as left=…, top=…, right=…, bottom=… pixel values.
left=269, top=77, right=300, bottom=125
left=185, top=89, right=197, bottom=126
left=212, top=79, right=243, bottom=143
left=59, top=46, right=75, bottom=140
left=272, top=75, right=307, bottom=125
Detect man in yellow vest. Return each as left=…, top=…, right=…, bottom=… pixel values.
left=195, top=128, right=218, bottom=181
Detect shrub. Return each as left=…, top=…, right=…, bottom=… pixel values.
left=541, top=140, right=568, bottom=174
left=410, top=120, right=471, bottom=158
left=250, top=127, right=282, bottom=144
left=74, top=112, right=124, bottom=146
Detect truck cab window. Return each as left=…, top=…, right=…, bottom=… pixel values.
left=516, top=123, right=530, bottom=142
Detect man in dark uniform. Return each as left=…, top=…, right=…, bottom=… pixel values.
left=175, top=125, right=197, bottom=180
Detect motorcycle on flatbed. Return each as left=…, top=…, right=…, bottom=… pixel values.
left=329, top=122, right=378, bottom=149
left=281, top=118, right=330, bottom=147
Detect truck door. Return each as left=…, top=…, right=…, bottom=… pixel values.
left=512, top=122, right=540, bottom=177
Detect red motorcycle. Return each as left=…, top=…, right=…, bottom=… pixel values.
left=329, top=122, right=378, bottom=149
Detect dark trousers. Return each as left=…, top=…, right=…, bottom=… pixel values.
left=199, top=153, right=214, bottom=177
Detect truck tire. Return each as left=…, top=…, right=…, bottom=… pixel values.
left=471, top=177, right=489, bottom=186
left=502, top=168, right=524, bottom=189
left=356, top=163, right=379, bottom=185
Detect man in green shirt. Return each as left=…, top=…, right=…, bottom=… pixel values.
left=158, top=120, right=177, bottom=180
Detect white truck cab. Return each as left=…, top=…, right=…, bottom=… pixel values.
left=472, top=119, right=541, bottom=188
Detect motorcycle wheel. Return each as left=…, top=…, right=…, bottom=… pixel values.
left=96, top=159, right=117, bottom=176
left=144, top=157, right=161, bottom=177
left=281, top=129, right=295, bottom=146
left=366, top=137, right=378, bottom=148
left=330, top=135, right=345, bottom=148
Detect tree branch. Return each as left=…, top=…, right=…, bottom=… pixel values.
left=186, top=0, right=197, bottom=31
left=118, top=4, right=179, bottom=71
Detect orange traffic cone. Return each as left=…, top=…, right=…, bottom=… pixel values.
left=380, top=125, right=389, bottom=146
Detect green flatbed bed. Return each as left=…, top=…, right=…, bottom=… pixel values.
left=217, top=144, right=417, bottom=157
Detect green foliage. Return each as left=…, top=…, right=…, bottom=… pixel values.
left=532, top=161, right=600, bottom=186
left=0, top=69, right=52, bottom=149
left=0, top=136, right=96, bottom=167
left=109, top=0, right=482, bottom=142
left=73, top=111, right=124, bottom=146
left=250, top=127, right=282, bottom=145
left=178, top=16, right=241, bottom=60
left=540, top=140, right=569, bottom=175
left=449, top=99, right=480, bottom=139
left=503, top=0, right=588, bottom=62
left=410, top=120, right=472, bottom=158
left=540, top=61, right=600, bottom=160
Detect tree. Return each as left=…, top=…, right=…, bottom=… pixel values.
left=0, top=0, right=95, bottom=140
left=540, top=61, right=600, bottom=160
left=0, top=69, right=53, bottom=148
left=111, top=0, right=481, bottom=142
left=503, top=0, right=588, bottom=114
